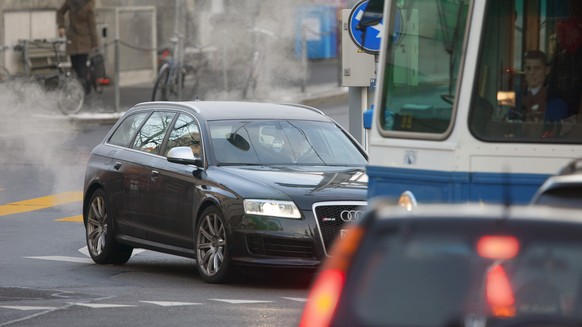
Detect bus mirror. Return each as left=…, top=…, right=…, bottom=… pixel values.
left=357, top=0, right=384, bottom=30
left=363, top=107, right=374, bottom=129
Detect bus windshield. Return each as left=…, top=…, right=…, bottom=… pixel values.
left=379, top=0, right=582, bottom=144
left=379, top=0, right=470, bottom=136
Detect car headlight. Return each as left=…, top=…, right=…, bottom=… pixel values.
left=243, top=199, right=301, bottom=219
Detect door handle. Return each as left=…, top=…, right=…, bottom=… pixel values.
left=113, top=162, right=122, bottom=170
left=150, top=170, right=159, bottom=181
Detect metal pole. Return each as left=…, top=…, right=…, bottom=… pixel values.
left=222, top=28, right=228, bottom=98
left=174, top=0, right=180, bottom=35
left=301, top=25, right=308, bottom=93
left=177, top=36, right=183, bottom=100
left=114, top=37, right=120, bottom=112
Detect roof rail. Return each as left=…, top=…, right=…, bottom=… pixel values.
left=279, top=103, right=326, bottom=116
left=133, top=101, right=201, bottom=113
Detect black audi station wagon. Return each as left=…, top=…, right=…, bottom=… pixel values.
left=83, top=101, right=368, bottom=283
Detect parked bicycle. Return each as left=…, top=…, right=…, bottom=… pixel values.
left=242, top=27, right=277, bottom=100
left=151, top=34, right=211, bottom=101
left=9, top=38, right=85, bottom=115
left=0, top=46, right=9, bottom=82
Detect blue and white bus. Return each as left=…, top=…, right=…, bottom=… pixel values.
left=365, top=0, right=582, bottom=204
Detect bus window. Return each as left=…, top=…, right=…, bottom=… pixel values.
left=469, top=0, right=582, bottom=143
left=379, top=0, right=470, bottom=137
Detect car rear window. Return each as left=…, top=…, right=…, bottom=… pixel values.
left=336, top=218, right=582, bottom=326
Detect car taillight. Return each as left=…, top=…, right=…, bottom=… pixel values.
left=486, top=264, right=516, bottom=317
left=477, top=236, right=519, bottom=260
left=299, top=225, right=364, bottom=327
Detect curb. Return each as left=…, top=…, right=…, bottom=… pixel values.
left=68, top=86, right=348, bottom=126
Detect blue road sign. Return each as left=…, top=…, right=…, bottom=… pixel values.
left=348, top=0, right=402, bottom=54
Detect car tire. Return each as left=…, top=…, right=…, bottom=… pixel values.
left=85, top=189, right=133, bottom=265
left=195, top=206, right=235, bottom=283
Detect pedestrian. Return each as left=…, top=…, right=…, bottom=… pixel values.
left=57, top=0, right=99, bottom=95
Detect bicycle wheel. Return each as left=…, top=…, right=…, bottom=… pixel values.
left=57, top=77, right=84, bottom=115
left=0, top=66, right=9, bottom=82
left=152, top=63, right=175, bottom=101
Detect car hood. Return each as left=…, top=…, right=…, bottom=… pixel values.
left=214, top=166, right=368, bottom=209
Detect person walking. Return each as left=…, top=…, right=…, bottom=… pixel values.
left=57, top=0, right=99, bottom=94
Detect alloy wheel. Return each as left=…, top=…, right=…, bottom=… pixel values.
left=196, top=212, right=226, bottom=276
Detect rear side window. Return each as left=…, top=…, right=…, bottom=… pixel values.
left=338, top=219, right=582, bottom=325
left=131, top=111, right=176, bottom=154
left=534, top=186, right=582, bottom=209
left=108, top=112, right=148, bottom=147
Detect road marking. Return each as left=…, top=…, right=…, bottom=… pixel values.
left=210, top=299, right=273, bottom=304
left=282, top=297, right=308, bottom=302
left=78, top=246, right=145, bottom=258
left=0, top=192, right=82, bottom=217
left=70, top=303, right=137, bottom=308
left=0, top=306, right=57, bottom=311
left=25, top=256, right=93, bottom=264
left=140, top=301, right=203, bottom=307
left=56, top=215, right=83, bottom=222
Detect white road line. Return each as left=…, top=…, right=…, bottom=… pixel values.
left=282, top=297, right=308, bottom=302
left=25, top=256, right=93, bottom=264
left=78, top=246, right=145, bottom=258
left=0, top=306, right=57, bottom=311
left=210, top=299, right=273, bottom=304
left=70, top=303, right=137, bottom=308
left=140, top=301, right=203, bottom=307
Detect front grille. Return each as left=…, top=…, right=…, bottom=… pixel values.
left=313, top=202, right=367, bottom=256
left=246, top=235, right=315, bottom=258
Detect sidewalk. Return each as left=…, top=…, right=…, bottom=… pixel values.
left=69, top=58, right=348, bottom=125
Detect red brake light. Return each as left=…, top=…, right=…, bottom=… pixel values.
left=299, top=225, right=364, bottom=327
left=299, top=269, right=345, bottom=327
left=477, top=236, right=519, bottom=260
left=486, top=264, right=516, bottom=317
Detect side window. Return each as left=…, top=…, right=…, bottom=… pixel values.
left=165, top=114, right=201, bottom=157
left=470, top=0, right=582, bottom=143
left=108, top=112, right=149, bottom=147
left=131, top=111, right=176, bottom=154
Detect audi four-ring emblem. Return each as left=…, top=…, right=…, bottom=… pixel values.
left=340, top=210, right=364, bottom=222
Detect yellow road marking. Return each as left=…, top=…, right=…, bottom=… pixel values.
left=0, top=191, right=82, bottom=217
left=56, top=215, right=83, bottom=222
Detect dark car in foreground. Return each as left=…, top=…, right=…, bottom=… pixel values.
left=530, top=158, right=582, bottom=208
left=82, top=101, right=367, bottom=283
left=300, top=203, right=582, bottom=327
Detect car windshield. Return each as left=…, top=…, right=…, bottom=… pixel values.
left=208, top=120, right=367, bottom=166
left=340, top=218, right=582, bottom=326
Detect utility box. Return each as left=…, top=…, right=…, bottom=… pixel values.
left=96, top=6, right=157, bottom=86
left=341, top=9, right=375, bottom=87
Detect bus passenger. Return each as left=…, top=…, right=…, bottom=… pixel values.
left=517, top=50, right=568, bottom=123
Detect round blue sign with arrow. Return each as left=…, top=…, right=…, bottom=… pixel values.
left=348, top=0, right=402, bottom=55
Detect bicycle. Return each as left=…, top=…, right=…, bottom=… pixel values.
left=0, top=46, right=9, bottom=82
left=241, top=27, right=277, bottom=100
left=151, top=34, right=209, bottom=101
left=11, top=38, right=84, bottom=115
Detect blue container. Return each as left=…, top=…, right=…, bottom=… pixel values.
left=295, top=5, right=338, bottom=59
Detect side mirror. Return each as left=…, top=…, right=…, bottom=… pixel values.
left=167, top=146, right=203, bottom=168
